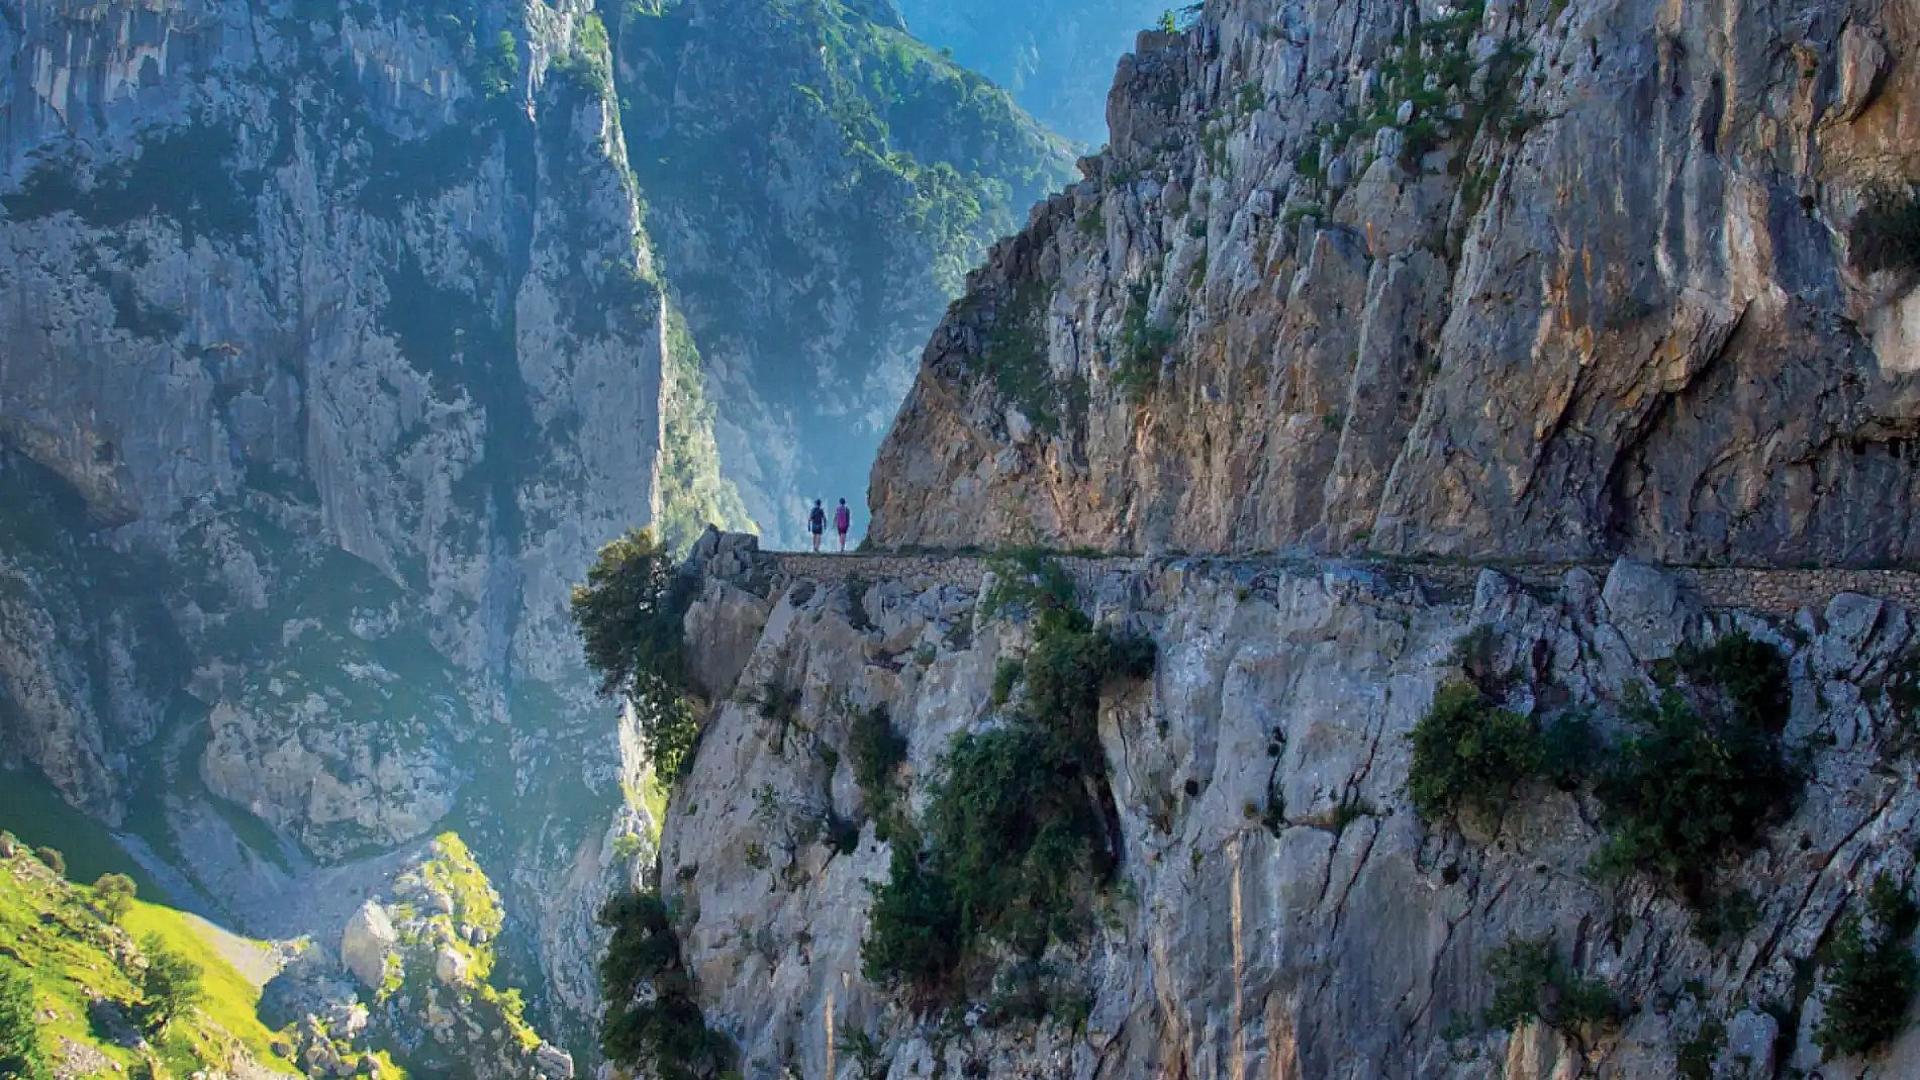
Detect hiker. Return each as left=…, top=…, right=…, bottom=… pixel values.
left=834, top=498, right=852, bottom=552
left=808, top=499, right=826, bottom=552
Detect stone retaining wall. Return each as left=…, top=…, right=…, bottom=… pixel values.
left=754, top=548, right=1920, bottom=620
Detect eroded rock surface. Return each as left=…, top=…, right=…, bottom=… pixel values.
left=871, top=0, right=1920, bottom=565
left=661, top=537, right=1920, bottom=1077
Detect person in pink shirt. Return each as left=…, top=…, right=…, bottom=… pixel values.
left=833, top=498, right=852, bottom=551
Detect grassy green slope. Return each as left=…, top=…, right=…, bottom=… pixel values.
left=0, top=844, right=299, bottom=1077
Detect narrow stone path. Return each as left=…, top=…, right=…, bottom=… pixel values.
left=738, top=545, right=1920, bottom=619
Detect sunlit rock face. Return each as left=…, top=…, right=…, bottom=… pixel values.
left=872, top=0, right=1920, bottom=567
left=666, top=538, right=1920, bottom=1077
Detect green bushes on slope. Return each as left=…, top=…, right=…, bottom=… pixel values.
left=0, top=848, right=298, bottom=1076
left=862, top=556, right=1153, bottom=999
left=598, top=890, right=735, bottom=1080
left=1815, top=874, right=1920, bottom=1059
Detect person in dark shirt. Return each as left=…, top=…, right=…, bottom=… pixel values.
left=807, top=499, right=826, bottom=552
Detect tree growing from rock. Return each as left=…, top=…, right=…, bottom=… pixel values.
left=571, top=528, right=701, bottom=779
left=597, top=890, right=734, bottom=1080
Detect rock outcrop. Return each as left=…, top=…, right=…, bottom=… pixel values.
left=871, top=0, right=1920, bottom=565
left=660, top=537, right=1920, bottom=1077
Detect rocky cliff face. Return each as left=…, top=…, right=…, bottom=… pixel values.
left=608, top=0, right=1074, bottom=544
left=871, top=0, right=1920, bottom=565
left=894, top=0, right=1167, bottom=144
left=0, top=0, right=708, bottom=1066
left=662, top=534, right=1920, bottom=1077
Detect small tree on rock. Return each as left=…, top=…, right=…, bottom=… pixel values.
left=597, top=891, right=734, bottom=1080
left=572, top=529, right=701, bottom=779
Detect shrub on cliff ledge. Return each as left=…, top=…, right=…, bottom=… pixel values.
left=1593, top=684, right=1801, bottom=905
left=572, top=529, right=700, bottom=778
left=599, top=890, right=735, bottom=1080
left=1590, top=632, right=1797, bottom=911
left=1406, top=681, right=1542, bottom=820
left=1482, top=936, right=1621, bottom=1038
left=862, top=564, right=1154, bottom=997
left=1815, top=874, right=1920, bottom=1059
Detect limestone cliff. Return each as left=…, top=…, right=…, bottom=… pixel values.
left=0, top=0, right=706, bottom=1065
left=871, top=0, right=1920, bottom=565
left=661, top=533, right=1920, bottom=1077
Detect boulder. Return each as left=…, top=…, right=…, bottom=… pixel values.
left=340, top=902, right=397, bottom=990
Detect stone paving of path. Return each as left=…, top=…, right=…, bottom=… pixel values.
left=743, top=547, right=1920, bottom=620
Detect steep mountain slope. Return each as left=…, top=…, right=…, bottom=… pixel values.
left=895, top=0, right=1169, bottom=144
left=608, top=0, right=1075, bottom=544
left=0, top=839, right=300, bottom=1078
left=0, top=0, right=712, bottom=1065
left=871, top=0, right=1920, bottom=565
left=640, top=0, right=1920, bottom=1075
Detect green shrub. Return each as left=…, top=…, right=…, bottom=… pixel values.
left=1592, top=686, right=1801, bottom=905
left=860, top=844, right=963, bottom=989
left=756, top=680, right=802, bottom=729
left=1482, top=936, right=1620, bottom=1036
left=1677, top=1015, right=1726, bottom=1080
left=0, top=959, right=46, bottom=1079
left=982, top=960, right=1091, bottom=1029
left=1675, top=630, right=1790, bottom=733
left=1852, top=185, right=1920, bottom=275
left=1406, top=681, right=1541, bottom=819
left=982, top=548, right=1077, bottom=619
left=1814, top=874, right=1919, bottom=1059
left=139, top=935, right=204, bottom=1034
left=849, top=705, right=907, bottom=815
left=862, top=561, right=1154, bottom=996
left=1113, top=283, right=1176, bottom=404
left=481, top=30, right=521, bottom=98
left=835, top=1028, right=887, bottom=1080
left=92, top=873, right=136, bottom=924
left=1693, top=888, right=1760, bottom=947
left=990, top=658, right=1023, bottom=709
left=571, top=529, right=701, bottom=779
left=30, top=847, right=63, bottom=876
left=598, top=891, right=735, bottom=1080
